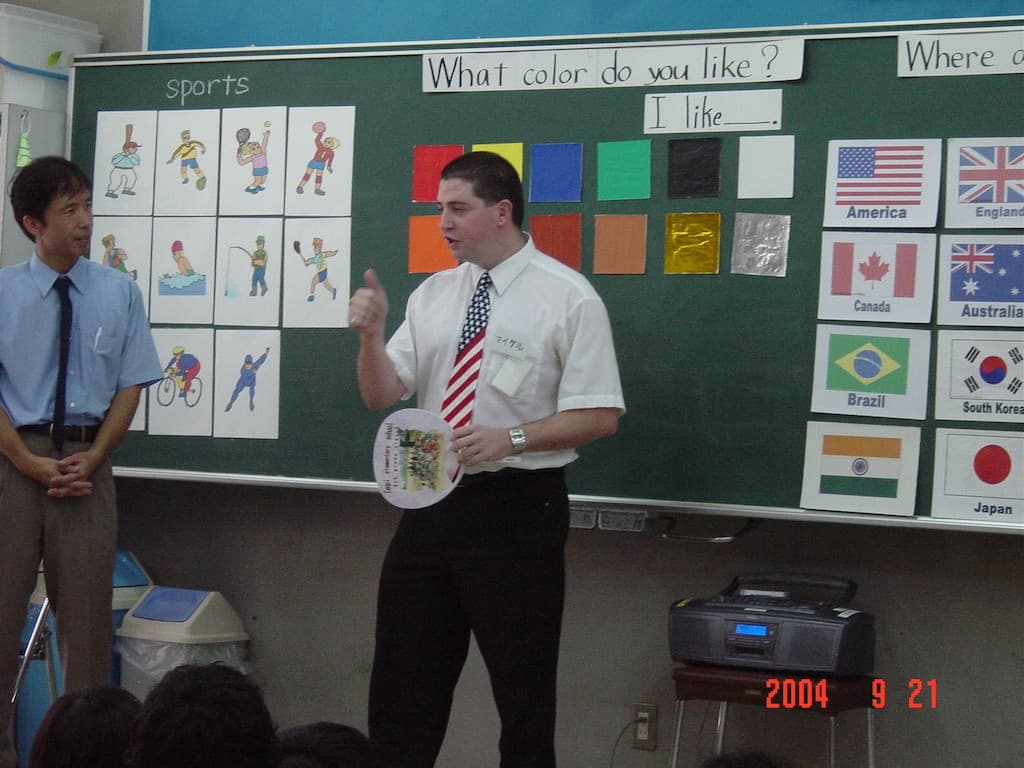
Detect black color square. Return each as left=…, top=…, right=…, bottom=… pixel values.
left=668, top=137, right=721, bottom=198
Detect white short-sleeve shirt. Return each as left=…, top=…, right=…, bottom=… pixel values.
left=386, top=237, right=624, bottom=471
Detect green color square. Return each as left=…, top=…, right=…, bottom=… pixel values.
left=597, top=140, right=651, bottom=201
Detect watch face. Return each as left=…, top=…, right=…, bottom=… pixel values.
left=510, top=428, right=526, bottom=449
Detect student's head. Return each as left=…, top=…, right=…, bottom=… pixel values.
left=130, top=663, right=276, bottom=768
left=440, top=151, right=524, bottom=228
left=274, top=721, right=375, bottom=768
left=10, top=156, right=92, bottom=243
left=28, top=685, right=140, bottom=768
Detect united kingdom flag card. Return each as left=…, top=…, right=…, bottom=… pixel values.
left=944, top=137, right=1024, bottom=229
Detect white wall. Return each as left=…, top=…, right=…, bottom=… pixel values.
left=115, top=479, right=1024, bottom=768
left=26, top=0, right=143, bottom=53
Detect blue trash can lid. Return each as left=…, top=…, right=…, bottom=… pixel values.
left=117, top=587, right=248, bottom=643
left=132, top=587, right=209, bottom=622
left=113, top=551, right=151, bottom=588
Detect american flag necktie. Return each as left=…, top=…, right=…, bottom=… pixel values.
left=441, top=271, right=492, bottom=428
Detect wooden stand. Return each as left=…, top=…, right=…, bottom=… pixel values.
left=668, top=666, right=876, bottom=768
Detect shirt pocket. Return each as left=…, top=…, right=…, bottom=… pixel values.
left=78, top=320, right=125, bottom=396
left=486, top=328, right=540, bottom=403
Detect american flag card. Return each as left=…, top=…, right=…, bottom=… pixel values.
left=823, top=139, right=941, bottom=228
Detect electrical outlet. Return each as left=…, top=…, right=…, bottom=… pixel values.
left=632, top=702, right=657, bottom=750
left=569, top=507, right=597, bottom=529
left=598, top=509, right=646, bottom=532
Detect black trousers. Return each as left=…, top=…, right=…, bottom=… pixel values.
left=368, top=468, right=569, bottom=768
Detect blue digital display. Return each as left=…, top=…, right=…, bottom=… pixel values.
left=735, top=623, right=768, bottom=637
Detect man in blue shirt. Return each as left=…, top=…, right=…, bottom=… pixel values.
left=0, top=157, right=162, bottom=768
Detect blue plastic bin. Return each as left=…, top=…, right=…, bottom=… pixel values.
left=14, top=551, right=151, bottom=766
left=115, top=586, right=249, bottom=701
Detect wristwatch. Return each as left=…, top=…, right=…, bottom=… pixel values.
left=508, top=427, right=527, bottom=455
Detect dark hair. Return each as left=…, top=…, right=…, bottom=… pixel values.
left=440, top=150, right=524, bottom=227
left=274, top=721, right=375, bottom=768
left=9, top=156, right=91, bottom=242
left=28, top=685, right=140, bottom=768
left=704, top=752, right=796, bottom=768
left=130, top=663, right=276, bottom=768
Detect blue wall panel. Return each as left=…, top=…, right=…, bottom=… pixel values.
left=148, top=0, right=1022, bottom=50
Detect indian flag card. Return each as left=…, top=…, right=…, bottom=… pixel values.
left=801, top=421, right=921, bottom=516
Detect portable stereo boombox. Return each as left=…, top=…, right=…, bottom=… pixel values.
left=669, top=573, right=875, bottom=676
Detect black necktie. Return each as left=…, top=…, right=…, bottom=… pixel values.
left=52, top=276, right=72, bottom=452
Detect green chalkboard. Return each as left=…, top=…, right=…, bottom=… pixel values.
left=68, top=21, right=1023, bottom=526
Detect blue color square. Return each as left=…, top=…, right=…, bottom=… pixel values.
left=529, top=143, right=583, bottom=203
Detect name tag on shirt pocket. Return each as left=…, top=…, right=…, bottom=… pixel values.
left=487, top=329, right=535, bottom=398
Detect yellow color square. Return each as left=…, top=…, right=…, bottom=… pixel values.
left=471, top=142, right=524, bottom=180
left=664, top=212, right=720, bottom=274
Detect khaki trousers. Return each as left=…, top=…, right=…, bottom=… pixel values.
left=0, top=433, right=116, bottom=768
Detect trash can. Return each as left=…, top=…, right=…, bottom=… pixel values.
left=15, top=551, right=152, bottom=767
left=115, top=586, right=250, bottom=702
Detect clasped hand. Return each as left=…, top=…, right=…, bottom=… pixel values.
left=26, top=450, right=98, bottom=497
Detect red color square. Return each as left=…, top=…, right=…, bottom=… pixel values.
left=412, top=145, right=464, bottom=202
left=529, top=214, right=582, bottom=272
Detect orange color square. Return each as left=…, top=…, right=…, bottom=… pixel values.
left=593, top=215, right=647, bottom=274
left=529, top=214, right=581, bottom=271
left=408, top=216, right=456, bottom=273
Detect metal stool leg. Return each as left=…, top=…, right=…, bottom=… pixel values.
left=867, top=707, right=876, bottom=768
left=714, top=701, right=728, bottom=755
left=11, top=597, right=56, bottom=707
left=669, top=699, right=686, bottom=768
left=828, top=714, right=837, bottom=768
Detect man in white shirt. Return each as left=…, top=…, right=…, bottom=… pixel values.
left=349, top=151, right=624, bottom=767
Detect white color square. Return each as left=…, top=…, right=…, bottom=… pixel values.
left=738, top=135, right=794, bottom=199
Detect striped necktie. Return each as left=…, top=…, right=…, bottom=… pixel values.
left=441, top=271, right=492, bottom=429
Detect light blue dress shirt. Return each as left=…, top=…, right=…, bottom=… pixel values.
left=0, top=254, right=162, bottom=428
